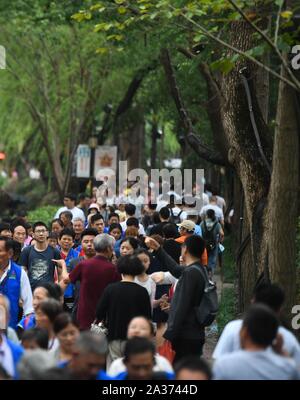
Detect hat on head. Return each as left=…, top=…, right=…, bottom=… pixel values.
left=177, top=220, right=196, bottom=232
left=88, top=203, right=100, bottom=212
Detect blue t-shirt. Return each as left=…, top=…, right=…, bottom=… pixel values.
left=19, top=245, right=61, bottom=291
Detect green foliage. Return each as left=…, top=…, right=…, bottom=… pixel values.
left=217, top=287, right=236, bottom=334
left=28, top=205, right=57, bottom=226
left=14, top=178, right=47, bottom=210
left=222, top=235, right=236, bottom=284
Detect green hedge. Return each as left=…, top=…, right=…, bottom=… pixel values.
left=28, top=206, right=58, bottom=226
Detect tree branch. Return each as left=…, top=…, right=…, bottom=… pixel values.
left=226, top=0, right=300, bottom=91
left=160, top=48, right=227, bottom=166
left=172, top=6, right=300, bottom=92
left=115, top=60, right=159, bottom=118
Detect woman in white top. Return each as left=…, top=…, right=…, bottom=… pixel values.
left=108, top=316, right=173, bottom=377
left=35, top=298, right=62, bottom=353
left=134, top=249, right=157, bottom=309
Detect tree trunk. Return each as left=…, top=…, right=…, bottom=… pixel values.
left=220, top=21, right=273, bottom=306
left=151, top=122, right=158, bottom=169
left=265, top=62, right=299, bottom=315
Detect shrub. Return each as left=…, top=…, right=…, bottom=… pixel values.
left=28, top=205, right=58, bottom=226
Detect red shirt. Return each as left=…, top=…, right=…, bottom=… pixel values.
left=69, top=255, right=121, bottom=330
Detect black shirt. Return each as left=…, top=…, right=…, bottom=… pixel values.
left=163, top=239, right=181, bottom=263
left=96, top=282, right=152, bottom=341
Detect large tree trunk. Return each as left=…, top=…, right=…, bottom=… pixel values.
left=265, top=62, right=299, bottom=315
left=221, top=22, right=272, bottom=300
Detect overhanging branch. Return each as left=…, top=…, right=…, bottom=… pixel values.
left=160, top=48, right=227, bottom=166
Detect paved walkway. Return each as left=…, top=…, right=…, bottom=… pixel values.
left=202, top=273, right=234, bottom=364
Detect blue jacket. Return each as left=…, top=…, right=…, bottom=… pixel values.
left=0, top=261, right=22, bottom=329
left=7, top=338, right=24, bottom=379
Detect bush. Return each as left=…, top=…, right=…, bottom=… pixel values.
left=221, top=235, right=236, bottom=284
left=28, top=206, right=58, bottom=226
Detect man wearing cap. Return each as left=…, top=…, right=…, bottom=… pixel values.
left=176, top=221, right=208, bottom=266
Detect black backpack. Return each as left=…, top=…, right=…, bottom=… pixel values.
left=191, top=264, right=218, bottom=327
left=169, top=208, right=183, bottom=224
left=202, top=220, right=218, bottom=254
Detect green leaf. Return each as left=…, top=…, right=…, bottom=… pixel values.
left=193, top=33, right=204, bottom=42
left=117, top=7, right=127, bottom=15
left=281, top=11, right=293, bottom=19
left=210, top=59, right=235, bottom=74
left=94, top=22, right=113, bottom=32
left=90, top=3, right=104, bottom=11
left=95, top=47, right=109, bottom=54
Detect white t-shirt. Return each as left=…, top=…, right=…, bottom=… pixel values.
left=203, top=192, right=209, bottom=206
left=120, top=220, right=146, bottom=236
left=55, top=206, right=85, bottom=222
left=48, top=337, right=60, bottom=353
left=200, top=204, right=224, bottom=222
left=213, top=349, right=300, bottom=380
left=134, top=276, right=156, bottom=308
left=108, top=353, right=173, bottom=377
left=216, top=195, right=226, bottom=211
left=212, top=319, right=300, bottom=366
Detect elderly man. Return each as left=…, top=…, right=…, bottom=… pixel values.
left=0, top=295, right=24, bottom=379
left=0, top=236, right=33, bottom=329
left=56, top=234, right=121, bottom=330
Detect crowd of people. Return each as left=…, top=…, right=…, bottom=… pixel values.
left=0, top=183, right=299, bottom=380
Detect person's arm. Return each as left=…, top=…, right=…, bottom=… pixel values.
left=149, top=278, right=157, bottom=308
left=145, top=237, right=183, bottom=279
left=95, top=286, right=110, bottom=322
left=52, top=259, right=72, bottom=292
left=212, top=321, right=240, bottom=360
left=20, top=269, right=34, bottom=315
left=219, top=224, right=225, bottom=242
left=19, top=247, right=29, bottom=270
left=151, top=271, right=177, bottom=286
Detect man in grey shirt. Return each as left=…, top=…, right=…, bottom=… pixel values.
left=213, top=304, right=300, bottom=380
left=213, top=284, right=300, bottom=366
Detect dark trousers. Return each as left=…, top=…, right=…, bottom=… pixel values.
left=172, top=338, right=204, bottom=364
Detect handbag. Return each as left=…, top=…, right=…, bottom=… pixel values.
left=90, top=320, right=108, bottom=337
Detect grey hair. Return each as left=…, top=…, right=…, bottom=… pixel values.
left=75, top=331, right=108, bottom=355
left=17, top=350, right=57, bottom=380
left=94, top=233, right=115, bottom=253
left=73, top=217, right=85, bottom=224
